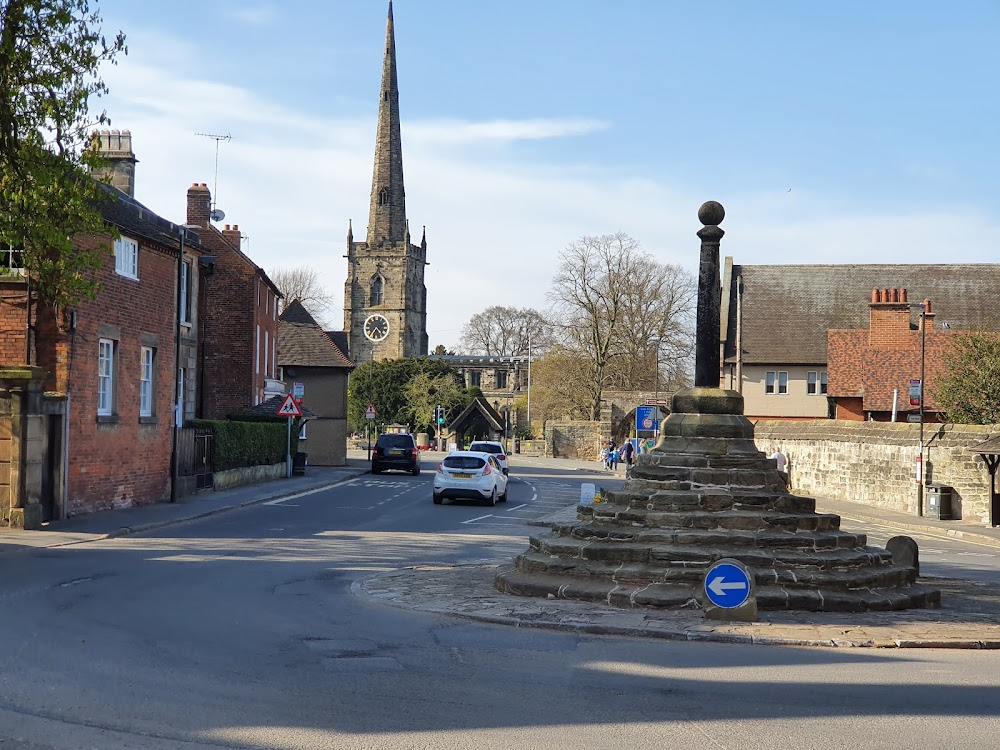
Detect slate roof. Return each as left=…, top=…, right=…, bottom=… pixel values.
left=96, top=184, right=205, bottom=255
left=723, top=264, right=1000, bottom=365
left=278, top=301, right=354, bottom=369
left=325, top=330, right=350, bottom=361
left=969, top=436, right=1000, bottom=456
left=449, top=396, right=503, bottom=432
left=236, top=394, right=316, bottom=419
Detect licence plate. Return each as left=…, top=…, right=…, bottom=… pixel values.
left=453, top=473, right=472, bottom=479
left=390, top=449, right=402, bottom=455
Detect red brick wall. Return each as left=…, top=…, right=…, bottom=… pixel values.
left=65, top=232, right=176, bottom=514
left=0, top=280, right=29, bottom=364
left=188, top=183, right=279, bottom=417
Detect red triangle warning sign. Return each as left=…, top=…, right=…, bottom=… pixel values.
left=275, top=393, right=302, bottom=417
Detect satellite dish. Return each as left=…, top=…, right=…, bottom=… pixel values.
left=210, top=208, right=226, bottom=222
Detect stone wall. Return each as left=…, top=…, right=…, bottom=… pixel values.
left=548, top=420, right=602, bottom=460
left=754, top=420, right=997, bottom=523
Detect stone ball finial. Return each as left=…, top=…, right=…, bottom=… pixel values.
left=698, top=201, right=725, bottom=226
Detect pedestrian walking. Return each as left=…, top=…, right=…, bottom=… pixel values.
left=620, top=439, right=635, bottom=468
left=611, top=447, right=621, bottom=471
left=600, top=447, right=610, bottom=469
left=770, top=447, right=789, bottom=489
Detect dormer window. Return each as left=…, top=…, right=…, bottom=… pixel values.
left=370, top=275, right=384, bottom=306
left=378, top=188, right=389, bottom=206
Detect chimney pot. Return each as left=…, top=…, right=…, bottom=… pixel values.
left=201, top=183, right=207, bottom=187
left=224, top=224, right=230, bottom=230
left=923, top=299, right=932, bottom=314
left=890, top=288, right=899, bottom=303
left=871, top=289, right=879, bottom=303
left=900, top=288, right=908, bottom=303
left=233, top=224, right=239, bottom=231
left=881, top=288, right=890, bottom=304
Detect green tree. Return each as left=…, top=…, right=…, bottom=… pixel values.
left=347, top=357, right=466, bottom=433
left=935, top=333, right=1000, bottom=424
left=0, top=0, right=126, bottom=307
left=405, top=370, right=467, bottom=433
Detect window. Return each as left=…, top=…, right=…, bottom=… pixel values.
left=0, top=242, right=24, bottom=276
left=298, top=422, right=307, bottom=440
left=378, top=188, right=389, bottom=205
left=272, top=338, right=276, bottom=378
left=496, top=370, right=508, bottom=389
left=370, top=275, right=384, bottom=306
left=176, top=367, right=185, bottom=427
left=778, top=371, right=789, bottom=395
left=820, top=372, right=828, bottom=395
left=179, top=260, right=192, bottom=324
left=140, top=346, right=155, bottom=417
left=255, top=325, right=260, bottom=374
left=263, top=330, right=269, bottom=378
left=114, top=236, right=138, bottom=279
left=98, top=339, right=116, bottom=415
left=807, top=371, right=818, bottom=395
left=469, top=371, right=481, bottom=388
left=765, top=371, right=776, bottom=395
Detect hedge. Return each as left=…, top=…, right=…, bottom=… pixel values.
left=187, top=419, right=300, bottom=472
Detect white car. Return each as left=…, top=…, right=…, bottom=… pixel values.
left=433, top=451, right=508, bottom=506
left=468, top=440, right=509, bottom=475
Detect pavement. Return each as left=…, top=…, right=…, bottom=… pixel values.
left=3, top=452, right=1000, bottom=649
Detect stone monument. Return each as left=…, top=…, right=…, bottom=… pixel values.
left=495, top=203, right=940, bottom=612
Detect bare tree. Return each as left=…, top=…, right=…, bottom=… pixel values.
left=550, top=233, right=694, bottom=418
left=459, top=306, right=552, bottom=356
left=270, top=266, right=337, bottom=325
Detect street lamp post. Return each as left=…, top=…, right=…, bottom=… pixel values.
left=909, top=302, right=927, bottom=517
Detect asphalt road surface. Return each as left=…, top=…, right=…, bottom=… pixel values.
left=0, top=456, right=998, bottom=749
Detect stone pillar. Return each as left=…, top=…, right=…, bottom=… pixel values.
left=695, top=201, right=725, bottom=388
left=0, top=367, right=48, bottom=529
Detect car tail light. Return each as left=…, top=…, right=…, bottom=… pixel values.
left=412, top=448, right=418, bottom=460
left=483, top=463, right=492, bottom=476
left=436, top=463, right=444, bottom=473
left=373, top=447, right=381, bottom=458
left=498, top=455, right=506, bottom=461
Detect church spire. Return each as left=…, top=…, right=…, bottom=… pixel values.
left=367, top=1, right=406, bottom=245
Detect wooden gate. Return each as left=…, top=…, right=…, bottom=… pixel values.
left=177, top=427, right=214, bottom=492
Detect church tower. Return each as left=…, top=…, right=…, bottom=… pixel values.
left=344, top=1, right=428, bottom=363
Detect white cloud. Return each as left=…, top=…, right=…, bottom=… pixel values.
left=97, top=32, right=1000, bottom=352
left=223, top=4, right=280, bottom=28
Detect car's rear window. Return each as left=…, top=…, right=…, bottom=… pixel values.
left=470, top=443, right=502, bottom=454
left=443, top=456, right=486, bottom=470
left=378, top=435, right=413, bottom=449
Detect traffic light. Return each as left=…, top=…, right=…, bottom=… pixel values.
left=436, top=405, right=444, bottom=424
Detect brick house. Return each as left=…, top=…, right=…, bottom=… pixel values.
left=827, top=289, right=957, bottom=421
left=185, top=183, right=282, bottom=418
left=720, top=261, right=1000, bottom=419
left=1, top=129, right=206, bottom=522
left=277, top=300, right=354, bottom=465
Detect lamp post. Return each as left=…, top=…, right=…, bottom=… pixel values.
left=909, top=302, right=927, bottom=517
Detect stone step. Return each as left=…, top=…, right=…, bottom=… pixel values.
left=601, top=489, right=816, bottom=514
left=580, top=506, right=838, bottom=532
left=530, top=535, right=893, bottom=569
left=495, top=568, right=940, bottom=612
left=513, top=551, right=916, bottom=590
left=554, top=522, right=867, bottom=550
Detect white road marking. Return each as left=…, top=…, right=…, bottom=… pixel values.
left=508, top=503, right=528, bottom=511
left=461, top=514, right=494, bottom=524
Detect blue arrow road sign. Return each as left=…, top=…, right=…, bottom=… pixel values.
left=704, top=561, right=752, bottom=609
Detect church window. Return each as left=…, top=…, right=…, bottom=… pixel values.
left=496, top=370, right=508, bottom=389
left=384, top=90, right=389, bottom=101
left=370, top=275, right=384, bottom=306
left=469, top=371, right=481, bottom=388
left=378, top=188, right=389, bottom=205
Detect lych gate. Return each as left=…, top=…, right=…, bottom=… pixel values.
left=970, top=437, right=1000, bottom=527
left=445, top=397, right=504, bottom=450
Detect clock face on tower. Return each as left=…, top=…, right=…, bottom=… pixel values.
left=364, top=313, right=390, bottom=342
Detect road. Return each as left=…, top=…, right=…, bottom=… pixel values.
left=0, top=456, right=998, bottom=749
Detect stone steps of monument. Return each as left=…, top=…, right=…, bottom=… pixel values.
left=622, top=471, right=787, bottom=495
left=530, top=535, right=893, bottom=569
left=513, top=551, right=916, bottom=590
left=553, top=521, right=868, bottom=550
left=495, top=568, right=940, bottom=612
left=602, top=489, right=816, bottom=514
left=580, top=506, right=840, bottom=532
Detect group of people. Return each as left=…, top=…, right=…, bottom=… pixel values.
left=599, top=439, right=635, bottom=471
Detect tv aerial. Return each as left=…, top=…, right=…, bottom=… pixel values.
left=195, top=131, right=231, bottom=222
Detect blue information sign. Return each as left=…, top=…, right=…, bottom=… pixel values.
left=635, top=405, right=657, bottom=432
left=704, top=561, right=752, bottom=609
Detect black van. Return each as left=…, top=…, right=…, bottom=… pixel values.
left=371, top=433, right=421, bottom=475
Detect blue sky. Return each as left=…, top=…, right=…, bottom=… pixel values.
left=95, top=1, right=1000, bottom=349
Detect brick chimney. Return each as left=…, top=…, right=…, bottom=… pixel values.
left=92, top=129, right=138, bottom=197
left=869, top=287, right=912, bottom=349
left=222, top=224, right=242, bottom=248
left=919, top=298, right=936, bottom=332
left=186, top=183, right=212, bottom=228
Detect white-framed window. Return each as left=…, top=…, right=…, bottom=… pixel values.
left=140, top=346, right=155, bottom=417
left=255, top=325, right=260, bottom=375
left=264, top=330, right=269, bottom=378
left=820, top=372, right=828, bottom=394
left=778, top=371, right=789, bottom=395
left=114, top=236, right=139, bottom=279
left=298, top=422, right=307, bottom=440
left=179, top=260, right=192, bottom=324
left=807, top=371, right=819, bottom=395
left=98, top=338, right=115, bottom=415
left=765, top=371, right=776, bottom=395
